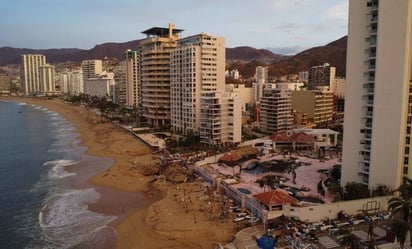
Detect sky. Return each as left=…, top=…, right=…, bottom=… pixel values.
left=0, top=0, right=348, bottom=55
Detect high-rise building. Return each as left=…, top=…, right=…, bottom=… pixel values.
left=139, top=23, right=182, bottom=127
left=68, top=70, right=83, bottom=95
left=39, top=64, right=56, bottom=93
left=20, top=54, right=46, bottom=95
left=200, top=91, right=242, bottom=146
left=125, top=49, right=140, bottom=108
left=307, top=63, right=336, bottom=90
left=259, top=84, right=293, bottom=134
left=83, top=72, right=114, bottom=98
left=114, top=61, right=127, bottom=105
left=291, top=88, right=334, bottom=127
left=81, top=60, right=102, bottom=80
left=342, top=0, right=412, bottom=189
left=255, top=66, right=268, bottom=83
left=253, top=66, right=269, bottom=103
left=170, top=33, right=225, bottom=134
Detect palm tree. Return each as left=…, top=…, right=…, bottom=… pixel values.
left=398, top=176, right=412, bottom=199
left=387, top=176, right=412, bottom=248
left=391, top=219, right=409, bottom=249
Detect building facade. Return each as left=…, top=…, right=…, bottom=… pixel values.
left=170, top=33, right=225, bottom=134
left=83, top=73, right=114, bottom=98
left=307, top=63, right=336, bottom=90
left=199, top=91, right=242, bottom=146
left=39, top=64, right=56, bottom=94
left=113, top=61, right=127, bottom=105
left=259, top=84, right=294, bottom=134
left=291, top=88, right=334, bottom=127
left=81, top=60, right=102, bottom=80
left=125, top=49, right=140, bottom=108
left=139, top=24, right=182, bottom=127
left=20, top=54, right=46, bottom=95
left=342, top=0, right=412, bottom=189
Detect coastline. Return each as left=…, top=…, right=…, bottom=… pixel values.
left=2, top=97, right=236, bottom=249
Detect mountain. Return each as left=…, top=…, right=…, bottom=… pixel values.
left=0, top=36, right=347, bottom=78
left=227, top=36, right=347, bottom=78
left=0, top=40, right=141, bottom=66
left=226, top=46, right=288, bottom=64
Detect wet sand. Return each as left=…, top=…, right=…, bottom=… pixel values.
left=2, top=97, right=236, bottom=249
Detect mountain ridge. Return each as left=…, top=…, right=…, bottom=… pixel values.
left=0, top=36, right=347, bottom=78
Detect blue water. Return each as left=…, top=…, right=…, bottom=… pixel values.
left=0, top=100, right=115, bottom=249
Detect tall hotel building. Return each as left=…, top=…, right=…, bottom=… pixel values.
left=139, top=24, right=182, bottom=127
left=259, top=84, right=293, bottom=134
left=170, top=33, right=225, bottom=134
left=342, top=0, right=412, bottom=189
left=125, top=49, right=140, bottom=108
left=20, top=54, right=46, bottom=95
left=81, top=60, right=102, bottom=80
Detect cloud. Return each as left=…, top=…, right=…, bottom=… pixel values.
left=325, top=1, right=348, bottom=22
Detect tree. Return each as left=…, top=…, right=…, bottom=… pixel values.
left=398, top=176, right=412, bottom=199
left=344, top=182, right=370, bottom=200
left=387, top=177, right=412, bottom=249
left=390, top=220, right=409, bottom=249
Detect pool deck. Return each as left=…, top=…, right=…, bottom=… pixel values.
left=204, top=153, right=339, bottom=203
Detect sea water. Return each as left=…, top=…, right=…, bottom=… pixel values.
left=0, top=100, right=116, bottom=248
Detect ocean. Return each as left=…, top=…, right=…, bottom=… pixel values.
left=0, top=100, right=116, bottom=249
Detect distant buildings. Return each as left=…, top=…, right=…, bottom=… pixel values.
left=342, top=0, right=412, bottom=189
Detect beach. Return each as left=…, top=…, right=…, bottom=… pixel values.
left=3, top=97, right=235, bottom=249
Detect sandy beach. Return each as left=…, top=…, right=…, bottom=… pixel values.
left=2, top=97, right=235, bottom=249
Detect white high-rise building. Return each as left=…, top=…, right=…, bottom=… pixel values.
left=342, top=0, right=412, bottom=189
left=83, top=72, right=114, bottom=98
left=125, top=49, right=140, bottom=108
left=39, top=64, right=56, bottom=93
left=170, top=33, right=225, bottom=134
left=68, top=70, right=83, bottom=95
left=252, top=66, right=269, bottom=103
left=200, top=91, right=242, bottom=146
left=20, top=54, right=46, bottom=95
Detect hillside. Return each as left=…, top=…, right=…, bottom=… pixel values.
left=227, top=36, right=347, bottom=79
left=226, top=46, right=288, bottom=64
left=0, top=36, right=347, bottom=78
left=0, top=40, right=141, bottom=66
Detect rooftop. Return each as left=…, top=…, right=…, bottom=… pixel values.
left=141, top=27, right=184, bottom=37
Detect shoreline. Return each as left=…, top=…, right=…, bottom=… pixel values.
left=2, top=97, right=236, bottom=249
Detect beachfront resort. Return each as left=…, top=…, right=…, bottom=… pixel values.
left=132, top=127, right=397, bottom=249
